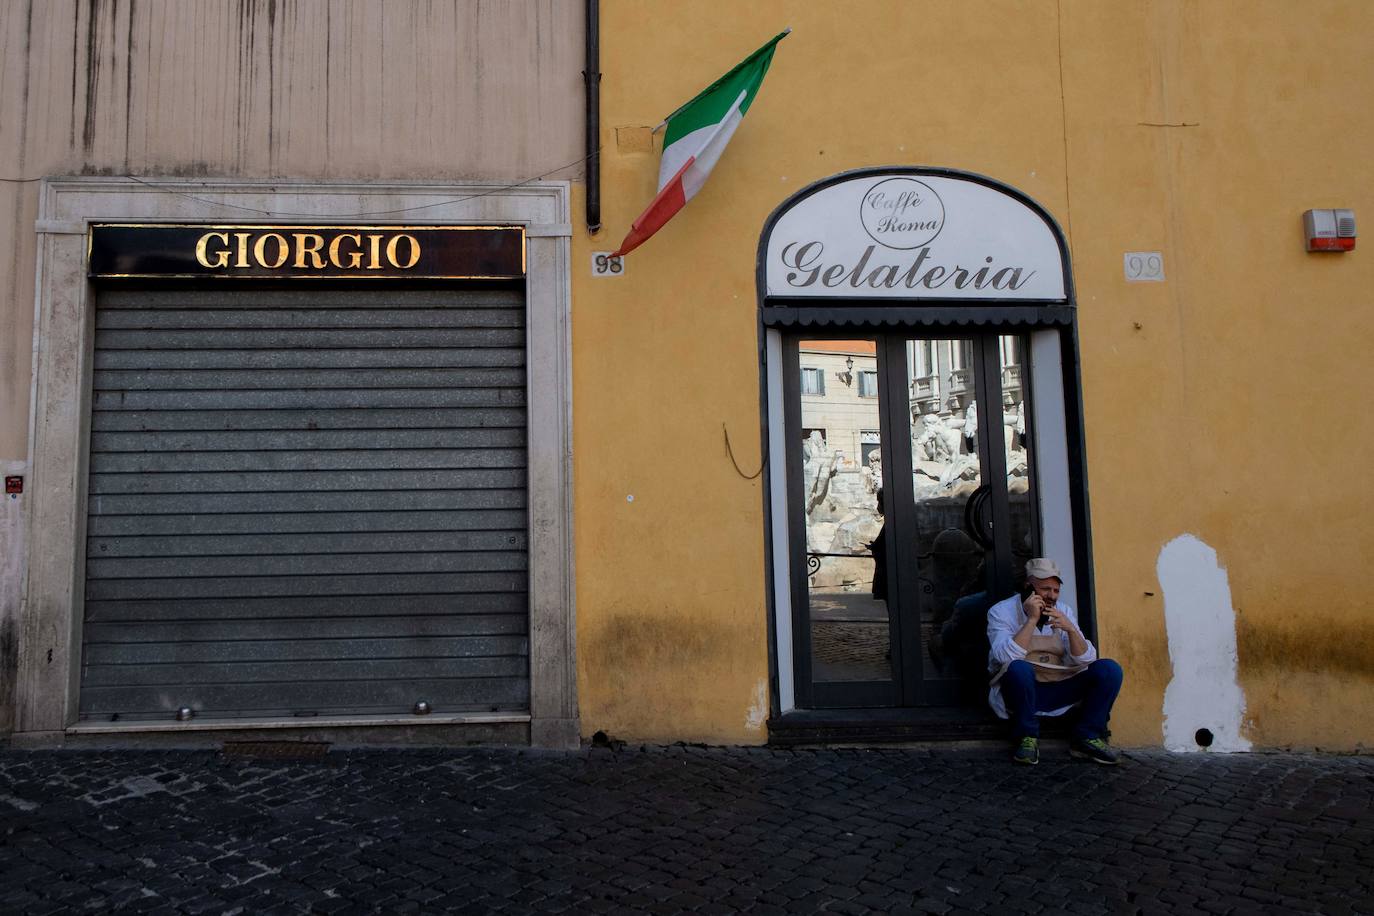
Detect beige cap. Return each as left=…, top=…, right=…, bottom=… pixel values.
left=1025, top=557, right=1063, bottom=582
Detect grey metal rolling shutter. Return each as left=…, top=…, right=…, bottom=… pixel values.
left=79, top=288, right=529, bottom=720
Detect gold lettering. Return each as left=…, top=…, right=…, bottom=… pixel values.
left=253, top=233, right=289, bottom=269
left=293, top=233, right=327, bottom=269
left=195, top=228, right=434, bottom=273
left=328, top=233, right=364, bottom=269
left=195, top=232, right=231, bottom=269
left=386, top=234, right=421, bottom=269
left=233, top=232, right=252, bottom=268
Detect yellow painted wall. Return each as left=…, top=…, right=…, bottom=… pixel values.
left=574, top=0, right=1374, bottom=747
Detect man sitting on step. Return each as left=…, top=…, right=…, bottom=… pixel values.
left=986, top=558, right=1124, bottom=766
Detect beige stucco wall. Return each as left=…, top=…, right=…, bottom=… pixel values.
left=572, top=0, right=1374, bottom=747
left=0, top=0, right=583, bottom=735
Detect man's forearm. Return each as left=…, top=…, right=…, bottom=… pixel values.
left=1011, top=617, right=1039, bottom=652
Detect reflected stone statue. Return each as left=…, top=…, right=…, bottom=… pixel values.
left=1004, top=401, right=1029, bottom=485
left=913, top=413, right=958, bottom=463
left=802, top=429, right=827, bottom=463
left=938, top=453, right=982, bottom=495
left=862, top=449, right=882, bottom=494
left=802, top=431, right=840, bottom=518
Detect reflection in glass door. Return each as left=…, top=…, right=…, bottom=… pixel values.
left=789, top=340, right=896, bottom=706
left=999, top=334, right=1040, bottom=587
left=900, top=334, right=1040, bottom=705
left=787, top=331, right=1042, bottom=710
left=904, top=335, right=991, bottom=705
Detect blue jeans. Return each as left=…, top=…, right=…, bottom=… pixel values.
left=1000, top=658, right=1123, bottom=740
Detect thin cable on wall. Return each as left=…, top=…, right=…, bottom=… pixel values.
left=0, top=148, right=599, bottom=218
left=723, top=422, right=766, bottom=480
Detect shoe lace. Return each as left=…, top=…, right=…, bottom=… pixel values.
left=1083, top=738, right=1109, bottom=750
left=1019, top=737, right=1038, bottom=750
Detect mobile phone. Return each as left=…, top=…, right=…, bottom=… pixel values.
left=1023, top=586, right=1051, bottom=628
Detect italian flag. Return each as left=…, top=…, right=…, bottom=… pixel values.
left=612, top=29, right=789, bottom=258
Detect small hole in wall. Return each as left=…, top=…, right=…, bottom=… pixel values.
left=1195, top=728, right=1214, bottom=748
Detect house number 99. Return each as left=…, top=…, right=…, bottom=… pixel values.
left=592, top=252, right=625, bottom=277
left=1123, top=251, right=1165, bottom=282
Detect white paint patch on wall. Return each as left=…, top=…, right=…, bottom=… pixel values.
left=1157, top=534, right=1251, bottom=752
left=745, top=679, right=769, bottom=733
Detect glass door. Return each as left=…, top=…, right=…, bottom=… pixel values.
left=786, top=331, right=1041, bottom=709
left=895, top=333, right=1040, bottom=706
left=785, top=339, right=898, bottom=707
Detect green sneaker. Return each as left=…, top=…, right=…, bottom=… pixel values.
left=1070, top=736, right=1120, bottom=765
left=1011, top=736, right=1039, bottom=765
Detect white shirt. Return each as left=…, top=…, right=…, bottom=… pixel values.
left=985, top=592, right=1098, bottom=719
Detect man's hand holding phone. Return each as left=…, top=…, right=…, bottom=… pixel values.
left=1022, top=593, right=1050, bottom=629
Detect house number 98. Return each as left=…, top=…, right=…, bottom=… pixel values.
left=592, top=252, right=625, bottom=277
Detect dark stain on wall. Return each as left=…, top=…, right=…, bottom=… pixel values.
left=18, top=1, right=34, bottom=170
left=583, top=612, right=744, bottom=712
left=123, top=0, right=135, bottom=167
left=0, top=617, right=15, bottom=734
left=81, top=0, right=104, bottom=153
left=1236, top=613, right=1374, bottom=678
left=1114, top=631, right=1171, bottom=684
left=68, top=3, right=81, bottom=149
left=265, top=0, right=277, bottom=170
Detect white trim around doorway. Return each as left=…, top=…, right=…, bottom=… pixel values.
left=1029, top=329, right=1077, bottom=611
left=766, top=329, right=795, bottom=713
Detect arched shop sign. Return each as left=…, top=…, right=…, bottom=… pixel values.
left=759, top=167, right=1074, bottom=326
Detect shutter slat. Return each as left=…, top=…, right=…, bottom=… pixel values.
left=85, top=598, right=528, bottom=622
left=87, top=509, right=528, bottom=537
left=82, top=657, right=529, bottom=687
left=87, top=489, right=527, bottom=515
left=91, top=427, right=526, bottom=452
left=90, top=529, right=527, bottom=558
left=78, top=677, right=530, bottom=719
left=90, top=448, right=528, bottom=474
left=91, top=407, right=527, bottom=431
left=97, top=307, right=524, bottom=330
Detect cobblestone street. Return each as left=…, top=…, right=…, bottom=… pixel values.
left=1, top=744, right=1371, bottom=915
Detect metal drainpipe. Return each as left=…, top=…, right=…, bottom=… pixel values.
left=584, top=0, right=601, bottom=234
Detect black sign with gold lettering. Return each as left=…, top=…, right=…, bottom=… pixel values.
left=88, top=224, right=525, bottom=280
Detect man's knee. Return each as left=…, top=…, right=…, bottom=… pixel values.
left=1088, top=658, right=1123, bottom=686
left=1005, top=659, right=1036, bottom=685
